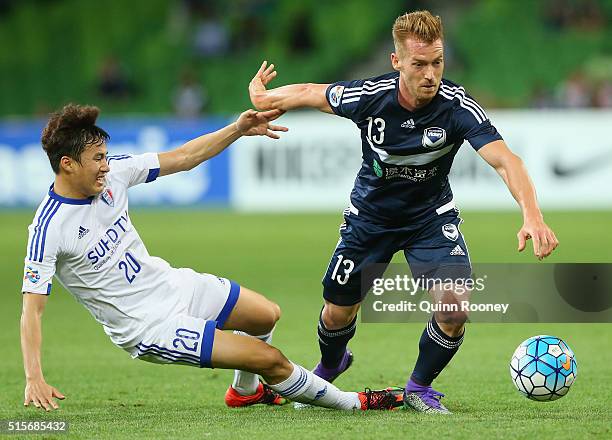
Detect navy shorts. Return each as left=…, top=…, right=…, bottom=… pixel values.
left=322, top=209, right=472, bottom=306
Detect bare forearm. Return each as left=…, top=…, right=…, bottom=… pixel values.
left=496, top=154, right=542, bottom=220
left=160, top=122, right=241, bottom=175
left=252, top=83, right=331, bottom=112
left=21, top=310, right=44, bottom=381
left=251, top=83, right=311, bottom=110
left=183, top=122, right=241, bottom=167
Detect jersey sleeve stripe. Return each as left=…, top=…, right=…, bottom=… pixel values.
left=35, top=201, right=62, bottom=262
left=108, top=156, right=132, bottom=163
left=31, top=200, right=59, bottom=262
left=342, top=84, right=396, bottom=100
left=28, top=197, right=53, bottom=260
left=344, top=78, right=395, bottom=93
left=440, top=84, right=488, bottom=120
left=363, top=78, right=396, bottom=87
left=438, top=89, right=484, bottom=124
left=145, top=167, right=160, bottom=183
left=440, top=84, right=487, bottom=119
left=444, top=89, right=487, bottom=121
left=343, top=79, right=396, bottom=92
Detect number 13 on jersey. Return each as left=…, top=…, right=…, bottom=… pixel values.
left=367, top=117, right=385, bottom=145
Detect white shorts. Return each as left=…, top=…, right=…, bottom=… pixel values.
left=129, top=273, right=241, bottom=368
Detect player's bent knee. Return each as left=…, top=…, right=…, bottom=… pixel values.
left=435, top=310, right=468, bottom=328
left=253, top=345, right=291, bottom=379
left=322, top=304, right=358, bottom=330
left=269, top=302, right=281, bottom=327
left=270, top=301, right=281, bottom=324
left=258, top=301, right=280, bottom=333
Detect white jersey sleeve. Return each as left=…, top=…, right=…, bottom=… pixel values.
left=107, top=153, right=160, bottom=188
left=22, top=197, right=62, bottom=295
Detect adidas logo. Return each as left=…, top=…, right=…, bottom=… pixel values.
left=450, top=245, right=465, bottom=256
left=401, top=118, right=415, bottom=129
left=78, top=226, right=90, bottom=239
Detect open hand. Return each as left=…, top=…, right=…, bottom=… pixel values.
left=24, top=379, right=65, bottom=411
left=249, top=61, right=278, bottom=109
left=236, top=109, right=288, bottom=139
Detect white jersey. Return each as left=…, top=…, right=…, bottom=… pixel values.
left=22, top=153, right=196, bottom=349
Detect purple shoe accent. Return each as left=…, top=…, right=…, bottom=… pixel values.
left=406, top=378, right=428, bottom=393
left=405, top=379, right=447, bottom=411
left=313, top=349, right=353, bottom=382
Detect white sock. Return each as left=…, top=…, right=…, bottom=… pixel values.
left=231, top=329, right=274, bottom=396
left=267, top=362, right=360, bottom=410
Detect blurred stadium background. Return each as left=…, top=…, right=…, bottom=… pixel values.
left=0, top=1, right=610, bottom=438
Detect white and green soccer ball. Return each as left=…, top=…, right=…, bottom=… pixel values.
left=509, top=335, right=577, bottom=401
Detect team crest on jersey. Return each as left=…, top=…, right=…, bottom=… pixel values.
left=328, top=85, right=344, bottom=107
left=422, top=127, right=447, bottom=150
left=100, top=188, right=114, bottom=207
left=24, top=265, right=40, bottom=283
left=442, top=223, right=459, bottom=241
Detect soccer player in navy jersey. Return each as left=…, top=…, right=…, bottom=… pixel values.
left=248, top=10, right=559, bottom=413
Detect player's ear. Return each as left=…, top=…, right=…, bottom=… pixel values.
left=59, top=156, right=76, bottom=174
left=391, top=52, right=401, bottom=71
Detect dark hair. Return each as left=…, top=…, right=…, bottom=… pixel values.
left=41, top=104, right=110, bottom=174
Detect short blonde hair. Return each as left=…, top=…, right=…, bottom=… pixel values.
left=392, top=10, right=444, bottom=53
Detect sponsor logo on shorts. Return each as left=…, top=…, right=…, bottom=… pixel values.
left=450, top=245, right=465, bottom=256
left=328, top=85, right=344, bottom=107
left=24, top=265, right=41, bottom=283
left=442, top=224, right=459, bottom=241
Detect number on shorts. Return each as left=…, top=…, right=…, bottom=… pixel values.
left=331, top=254, right=355, bottom=285
left=172, top=328, right=200, bottom=352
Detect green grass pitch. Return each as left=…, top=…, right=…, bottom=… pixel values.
left=0, top=210, right=610, bottom=439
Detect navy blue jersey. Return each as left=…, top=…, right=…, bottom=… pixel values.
left=325, top=72, right=502, bottom=225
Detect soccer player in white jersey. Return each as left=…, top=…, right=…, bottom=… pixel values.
left=248, top=10, right=559, bottom=414
left=21, top=104, right=404, bottom=412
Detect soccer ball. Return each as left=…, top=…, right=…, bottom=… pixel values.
left=509, top=335, right=577, bottom=401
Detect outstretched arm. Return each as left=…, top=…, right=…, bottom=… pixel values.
left=158, top=108, right=287, bottom=176
left=21, top=293, right=65, bottom=411
left=478, top=140, right=559, bottom=260
left=249, top=61, right=333, bottom=113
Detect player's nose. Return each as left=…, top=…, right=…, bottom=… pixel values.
left=424, top=67, right=434, bottom=81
